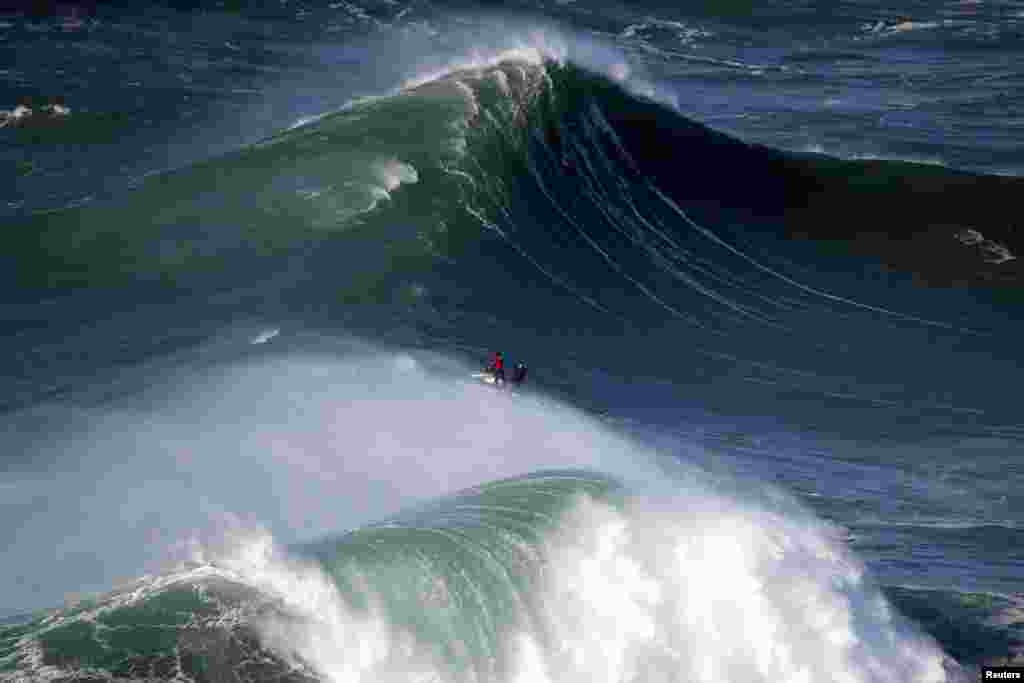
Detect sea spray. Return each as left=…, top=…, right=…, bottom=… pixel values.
left=208, top=473, right=962, bottom=683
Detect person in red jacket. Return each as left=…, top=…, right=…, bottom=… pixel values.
left=488, top=351, right=505, bottom=385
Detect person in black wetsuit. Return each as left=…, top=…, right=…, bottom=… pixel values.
left=511, top=362, right=527, bottom=386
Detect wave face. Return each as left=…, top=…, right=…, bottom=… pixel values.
left=1, top=470, right=960, bottom=683
left=5, top=56, right=1022, bottom=430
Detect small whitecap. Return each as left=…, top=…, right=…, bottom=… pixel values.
left=609, top=62, right=630, bottom=82
left=621, top=23, right=645, bottom=39
left=297, top=188, right=325, bottom=200
left=954, top=228, right=1016, bottom=263
left=0, top=105, right=33, bottom=124
left=372, top=159, right=419, bottom=192
left=251, top=328, right=280, bottom=344
left=955, top=228, right=984, bottom=246
left=288, top=111, right=331, bottom=130
left=981, top=241, right=1016, bottom=264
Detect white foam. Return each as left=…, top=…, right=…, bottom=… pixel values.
left=799, top=143, right=948, bottom=167
left=608, top=61, right=630, bottom=82
left=956, top=228, right=985, bottom=246
left=398, top=44, right=557, bottom=93
left=277, top=26, right=672, bottom=148
left=288, top=111, right=332, bottom=131
left=0, top=104, right=33, bottom=127
left=514, top=494, right=955, bottom=683
left=372, top=159, right=419, bottom=192
left=620, top=19, right=713, bottom=45
left=491, top=69, right=511, bottom=95
left=630, top=79, right=679, bottom=110
left=452, top=80, right=480, bottom=117
left=207, top=484, right=961, bottom=683
left=211, top=530, right=442, bottom=683
left=954, top=228, right=1016, bottom=264
left=251, top=328, right=280, bottom=344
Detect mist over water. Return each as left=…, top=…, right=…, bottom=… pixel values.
left=1, top=342, right=643, bottom=613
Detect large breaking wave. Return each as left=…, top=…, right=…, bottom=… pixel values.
left=0, top=351, right=961, bottom=681
left=214, top=472, right=955, bottom=683
left=4, top=48, right=1021, bottom=433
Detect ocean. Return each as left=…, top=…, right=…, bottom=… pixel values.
left=1, top=0, right=1023, bottom=680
